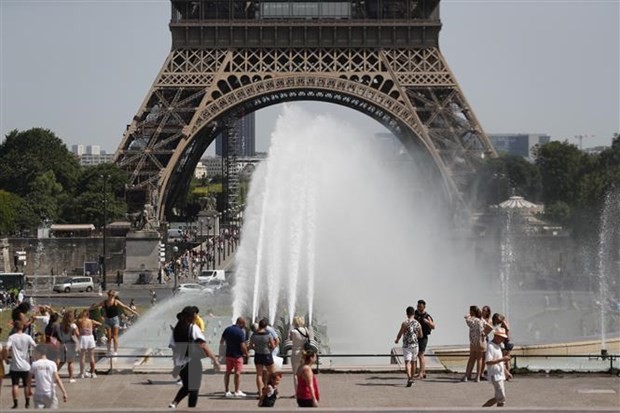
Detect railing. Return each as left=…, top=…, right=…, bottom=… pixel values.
left=95, top=349, right=619, bottom=375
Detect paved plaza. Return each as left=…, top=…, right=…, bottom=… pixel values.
left=0, top=370, right=617, bottom=412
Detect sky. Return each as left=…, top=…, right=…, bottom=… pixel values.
left=1, top=0, right=619, bottom=154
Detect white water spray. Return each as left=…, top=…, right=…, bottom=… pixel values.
left=233, top=105, right=487, bottom=354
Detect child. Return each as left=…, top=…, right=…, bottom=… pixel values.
left=483, top=328, right=510, bottom=408
left=28, top=345, right=68, bottom=409
left=258, top=372, right=282, bottom=407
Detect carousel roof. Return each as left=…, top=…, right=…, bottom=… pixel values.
left=499, top=196, right=543, bottom=211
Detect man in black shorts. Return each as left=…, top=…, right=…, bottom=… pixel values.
left=414, top=299, right=435, bottom=379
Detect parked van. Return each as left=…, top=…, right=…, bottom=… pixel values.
left=53, top=276, right=94, bottom=293
left=197, top=269, right=225, bottom=284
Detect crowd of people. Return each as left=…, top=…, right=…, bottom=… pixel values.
left=0, top=291, right=515, bottom=410
left=393, top=300, right=513, bottom=407
left=0, top=289, right=140, bottom=409
left=168, top=311, right=320, bottom=409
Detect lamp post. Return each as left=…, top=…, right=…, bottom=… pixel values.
left=101, top=175, right=109, bottom=291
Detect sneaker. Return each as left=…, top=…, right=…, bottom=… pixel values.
left=69, top=379, right=76, bottom=383
left=91, top=372, right=97, bottom=379
left=225, top=391, right=234, bottom=398
left=168, top=402, right=176, bottom=409
left=176, top=379, right=183, bottom=386
left=406, top=379, right=414, bottom=387
left=79, top=374, right=86, bottom=379
left=234, top=391, right=246, bottom=398
left=460, top=376, right=468, bottom=382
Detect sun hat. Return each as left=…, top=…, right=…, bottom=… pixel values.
left=494, top=327, right=508, bottom=339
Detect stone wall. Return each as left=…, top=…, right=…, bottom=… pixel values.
left=5, top=237, right=126, bottom=277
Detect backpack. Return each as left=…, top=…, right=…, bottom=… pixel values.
left=296, top=327, right=317, bottom=352
left=416, top=312, right=433, bottom=337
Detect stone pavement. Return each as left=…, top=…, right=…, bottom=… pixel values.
left=1, top=370, right=618, bottom=412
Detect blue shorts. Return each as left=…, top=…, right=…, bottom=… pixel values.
left=104, top=316, right=120, bottom=329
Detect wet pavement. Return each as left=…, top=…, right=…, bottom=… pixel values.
left=1, top=369, right=618, bottom=412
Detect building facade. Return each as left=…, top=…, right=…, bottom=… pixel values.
left=71, top=144, right=113, bottom=166
left=488, top=133, right=551, bottom=160
left=215, top=113, right=256, bottom=157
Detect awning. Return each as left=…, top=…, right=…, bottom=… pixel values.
left=50, top=224, right=96, bottom=231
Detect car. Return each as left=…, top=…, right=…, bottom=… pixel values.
left=52, top=276, right=94, bottom=293
left=198, top=278, right=230, bottom=292
left=197, top=269, right=226, bottom=283
left=174, top=283, right=213, bottom=294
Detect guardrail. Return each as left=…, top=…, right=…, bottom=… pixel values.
left=93, top=350, right=619, bottom=375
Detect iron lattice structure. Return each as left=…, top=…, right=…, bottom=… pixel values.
left=114, top=0, right=496, bottom=220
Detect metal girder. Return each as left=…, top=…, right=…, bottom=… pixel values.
left=115, top=46, right=496, bottom=219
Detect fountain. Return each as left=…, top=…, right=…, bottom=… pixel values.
left=232, top=105, right=489, bottom=362
left=597, top=189, right=620, bottom=354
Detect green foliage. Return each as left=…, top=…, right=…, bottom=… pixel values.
left=473, top=154, right=541, bottom=207
left=61, top=163, right=129, bottom=225
left=0, top=190, right=23, bottom=235
left=533, top=141, right=584, bottom=205
left=0, top=128, right=80, bottom=197
left=543, top=201, right=571, bottom=224
left=0, top=129, right=128, bottom=232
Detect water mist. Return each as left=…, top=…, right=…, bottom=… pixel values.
left=232, top=105, right=490, bottom=359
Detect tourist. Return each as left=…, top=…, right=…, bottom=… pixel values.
left=250, top=319, right=276, bottom=397
left=28, top=344, right=68, bottom=409
left=0, top=337, right=4, bottom=398
left=33, top=305, right=52, bottom=342
left=150, top=289, right=157, bottom=306
left=258, top=371, right=282, bottom=407
left=192, top=306, right=205, bottom=332
left=11, top=301, right=33, bottom=336
left=482, top=328, right=510, bottom=407
left=4, top=320, right=37, bottom=408
left=492, top=313, right=514, bottom=379
left=77, top=309, right=101, bottom=379
left=296, top=348, right=320, bottom=407
left=92, top=289, right=139, bottom=356
left=262, top=318, right=280, bottom=357
left=220, top=317, right=249, bottom=397
left=463, top=305, right=486, bottom=382
left=414, top=299, right=435, bottom=379
left=168, top=306, right=220, bottom=409
left=56, top=311, right=78, bottom=383
left=44, top=312, right=61, bottom=365
left=289, top=315, right=313, bottom=389
left=395, top=306, right=422, bottom=387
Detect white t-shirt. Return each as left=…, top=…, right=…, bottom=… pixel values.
left=169, top=324, right=207, bottom=367
left=34, top=314, right=50, bottom=335
left=7, top=332, right=37, bottom=371
left=30, top=358, right=57, bottom=395
left=485, top=341, right=505, bottom=382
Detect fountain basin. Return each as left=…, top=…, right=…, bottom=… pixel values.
left=433, top=336, right=620, bottom=372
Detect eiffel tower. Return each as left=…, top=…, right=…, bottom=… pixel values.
left=114, top=0, right=496, bottom=220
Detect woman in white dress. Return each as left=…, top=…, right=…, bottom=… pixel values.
left=288, top=316, right=313, bottom=389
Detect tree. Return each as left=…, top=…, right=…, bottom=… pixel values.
left=24, top=170, right=64, bottom=222
left=0, top=128, right=80, bottom=197
left=472, top=154, right=541, bottom=208
left=60, top=164, right=128, bottom=225
left=533, top=141, right=584, bottom=205
left=0, top=191, right=23, bottom=235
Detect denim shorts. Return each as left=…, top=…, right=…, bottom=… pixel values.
left=104, top=316, right=120, bottom=329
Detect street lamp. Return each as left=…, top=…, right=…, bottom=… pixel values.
left=101, top=175, right=110, bottom=291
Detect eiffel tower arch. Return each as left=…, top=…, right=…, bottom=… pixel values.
left=114, top=0, right=496, bottom=221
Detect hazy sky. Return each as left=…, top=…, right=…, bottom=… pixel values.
left=1, top=0, right=619, bottom=154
